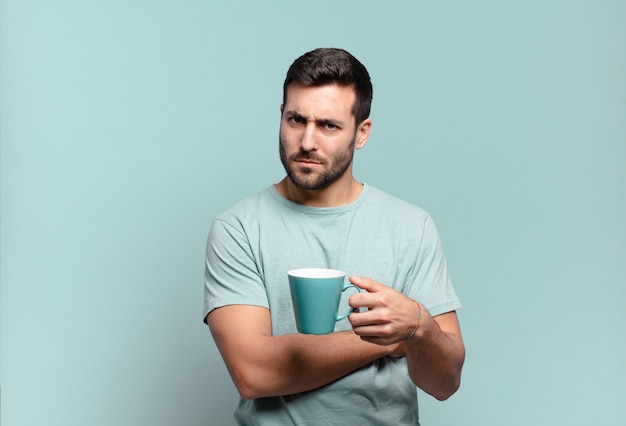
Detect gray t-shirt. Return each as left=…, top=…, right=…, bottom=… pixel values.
left=204, top=184, right=461, bottom=425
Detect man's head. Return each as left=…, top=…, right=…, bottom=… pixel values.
left=278, top=48, right=373, bottom=196
left=282, top=48, right=373, bottom=126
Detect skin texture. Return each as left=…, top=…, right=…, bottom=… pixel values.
left=207, top=82, right=465, bottom=401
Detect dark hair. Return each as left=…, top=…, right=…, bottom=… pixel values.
left=282, top=48, right=373, bottom=125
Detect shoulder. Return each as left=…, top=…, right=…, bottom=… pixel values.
left=213, top=186, right=277, bottom=226
left=206, top=187, right=280, bottom=250
left=360, top=185, right=443, bottom=246
left=364, top=185, right=431, bottom=222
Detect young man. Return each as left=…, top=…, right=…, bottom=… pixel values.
left=204, top=48, right=465, bottom=425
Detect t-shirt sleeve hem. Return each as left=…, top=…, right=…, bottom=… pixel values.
left=203, top=298, right=270, bottom=323
left=426, top=299, right=462, bottom=318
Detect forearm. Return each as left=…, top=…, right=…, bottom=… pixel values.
left=405, top=309, right=465, bottom=400
left=237, top=330, right=393, bottom=399
left=208, top=305, right=399, bottom=400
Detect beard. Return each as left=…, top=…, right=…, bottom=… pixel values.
left=279, top=133, right=356, bottom=191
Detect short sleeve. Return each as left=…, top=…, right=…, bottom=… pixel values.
left=203, top=218, right=269, bottom=321
left=411, top=214, right=461, bottom=317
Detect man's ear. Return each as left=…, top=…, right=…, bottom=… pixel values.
left=280, top=104, right=284, bottom=115
left=354, top=118, right=372, bottom=150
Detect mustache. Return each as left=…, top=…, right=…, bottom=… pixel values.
left=290, top=151, right=324, bottom=163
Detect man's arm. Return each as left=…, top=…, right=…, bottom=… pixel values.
left=206, top=304, right=403, bottom=400
left=405, top=310, right=465, bottom=400
left=348, top=276, right=465, bottom=401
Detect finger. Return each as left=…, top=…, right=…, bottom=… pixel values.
left=359, top=335, right=397, bottom=347
left=352, top=322, right=386, bottom=337
left=349, top=276, right=386, bottom=293
left=352, top=323, right=398, bottom=346
left=348, top=290, right=383, bottom=310
left=348, top=278, right=394, bottom=310
left=348, top=310, right=385, bottom=328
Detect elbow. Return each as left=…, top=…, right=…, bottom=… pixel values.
left=229, top=366, right=273, bottom=400
left=434, top=393, right=453, bottom=402
left=412, top=372, right=461, bottom=401
left=431, top=372, right=462, bottom=401
left=432, top=379, right=460, bottom=401
left=237, top=385, right=261, bottom=401
left=431, top=350, right=465, bottom=401
left=231, top=372, right=261, bottom=400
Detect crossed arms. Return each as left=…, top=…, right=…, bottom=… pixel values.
left=207, top=275, right=465, bottom=401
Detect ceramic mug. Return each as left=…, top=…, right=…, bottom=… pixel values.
left=288, top=268, right=362, bottom=335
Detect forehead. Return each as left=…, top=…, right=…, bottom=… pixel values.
left=284, top=83, right=356, bottom=119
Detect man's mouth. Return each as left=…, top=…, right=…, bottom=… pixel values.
left=293, top=155, right=323, bottom=165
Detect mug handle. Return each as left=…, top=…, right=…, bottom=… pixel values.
left=336, top=283, right=363, bottom=321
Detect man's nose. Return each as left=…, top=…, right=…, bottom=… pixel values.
left=300, top=123, right=317, bottom=151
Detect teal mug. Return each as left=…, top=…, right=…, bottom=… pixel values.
left=288, top=268, right=362, bottom=335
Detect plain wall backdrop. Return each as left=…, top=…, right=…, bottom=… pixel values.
left=1, top=1, right=625, bottom=425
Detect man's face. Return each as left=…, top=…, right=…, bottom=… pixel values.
left=279, top=83, right=368, bottom=191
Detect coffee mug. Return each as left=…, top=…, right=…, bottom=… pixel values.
left=288, top=268, right=362, bottom=335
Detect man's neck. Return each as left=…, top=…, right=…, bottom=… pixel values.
left=275, top=177, right=364, bottom=207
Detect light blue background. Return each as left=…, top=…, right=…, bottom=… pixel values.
left=1, top=1, right=625, bottom=425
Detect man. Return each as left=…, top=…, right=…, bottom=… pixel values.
left=204, top=48, right=465, bottom=425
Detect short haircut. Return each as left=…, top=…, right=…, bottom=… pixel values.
left=282, top=48, right=373, bottom=125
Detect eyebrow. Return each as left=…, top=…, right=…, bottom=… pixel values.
left=284, top=110, right=346, bottom=127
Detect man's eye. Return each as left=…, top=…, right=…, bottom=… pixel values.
left=289, top=116, right=304, bottom=124
left=325, top=123, right=337, bottom=130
